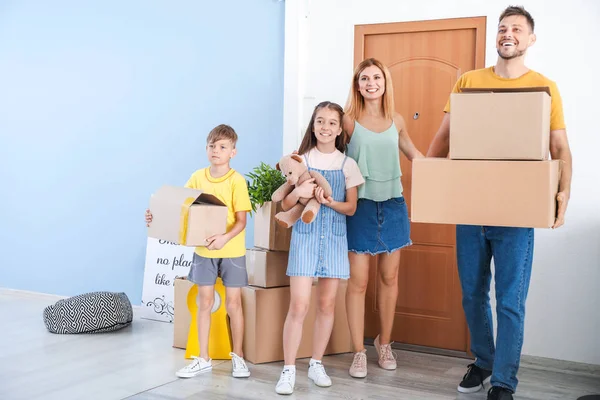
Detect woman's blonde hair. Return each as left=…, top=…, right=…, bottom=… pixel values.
left=344, top=58, right=395, bottom=121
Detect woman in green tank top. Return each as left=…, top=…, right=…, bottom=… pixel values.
left=342, top=58, right=424, bottom=378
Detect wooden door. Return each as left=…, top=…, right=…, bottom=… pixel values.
left=355, top=17, right=486, bottom=352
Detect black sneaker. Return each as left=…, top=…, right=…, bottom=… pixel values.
left=457, top=363, right=492, bottom=393
left=487, top=386, right=514, bottom=400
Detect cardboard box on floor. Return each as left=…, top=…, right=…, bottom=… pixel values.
left=173, top=277, right=195, bottom=349
left=450, top=87, right=551, bottom=160
left=174, top=277, right=352, bottom=364
left=242, top=281, right=352, bottom=364
left=254, top=201, right=292, bottom=251
left=246, top=247, right=289, bottom=288
left=148, top=185, right=228, bottom=246
left=411, top=158, right=561, bottom=228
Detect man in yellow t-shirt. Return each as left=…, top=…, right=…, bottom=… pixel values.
left=146, top=124, right=252, bottom=380
left=427, top=6, right=572, bottom=400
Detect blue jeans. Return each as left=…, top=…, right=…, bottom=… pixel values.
left=456, top=225, right=534, bottom=392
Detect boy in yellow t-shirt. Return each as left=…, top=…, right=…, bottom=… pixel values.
left=145, top=124, right=252, bottom=379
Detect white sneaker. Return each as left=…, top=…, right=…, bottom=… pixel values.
left=308, top=360, right=332, bottom=387
left=230, top=352, right=251, bottom=378
left=175, top=356, right=212, bottom=378
left=275, top=368, right=296, bottom=395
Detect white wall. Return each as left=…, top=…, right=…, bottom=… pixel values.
left=284, top=0, right=600, bottom=365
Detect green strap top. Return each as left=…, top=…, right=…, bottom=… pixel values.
left=346, top=121, right=403, bottom=201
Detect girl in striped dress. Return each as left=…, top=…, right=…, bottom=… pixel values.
left=275, top=101, right=365, bottom=395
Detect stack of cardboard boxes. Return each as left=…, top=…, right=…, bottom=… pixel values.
left=412, top=87, right=562, bottom=228
left=242, top=201, right=352, bottom=364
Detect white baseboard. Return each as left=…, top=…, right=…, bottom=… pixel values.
left=0, top=287, right=68, bottom=299
left=0, top=287, right=142, bottom=310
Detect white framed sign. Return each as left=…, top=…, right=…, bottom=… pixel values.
left=140, top=238, right=194, bottom=322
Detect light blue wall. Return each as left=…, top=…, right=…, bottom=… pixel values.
left=0, top=1, right=285, bottom=302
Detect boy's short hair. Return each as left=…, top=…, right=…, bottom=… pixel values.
left=206, top=124, right=238, bottom=147
left=499, top=5, right=535, bottom=32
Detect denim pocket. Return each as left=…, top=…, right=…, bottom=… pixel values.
left=332, top=214, right=347, bottom=236
left=389, top=196, right=406, bottom=206
left=295, top=220, right=312, bottom=234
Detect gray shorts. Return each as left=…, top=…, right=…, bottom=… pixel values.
left=187, top=253, right=248, bottom=288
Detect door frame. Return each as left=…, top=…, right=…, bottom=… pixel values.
left=353, top=16, right=487, bottom=356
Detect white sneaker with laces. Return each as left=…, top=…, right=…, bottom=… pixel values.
left=230, top=352, right=251, bottom=378
left=308, top=360, right=332, bottom=387
left=275, top=368, right=296, bottom=395
left=175, top=356, right=212, bottom=378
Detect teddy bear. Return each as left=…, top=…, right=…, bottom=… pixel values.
left=271, top=154, right=332, bottom=228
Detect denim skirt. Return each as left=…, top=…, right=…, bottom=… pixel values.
left=347, top=196, right=412, bottom=255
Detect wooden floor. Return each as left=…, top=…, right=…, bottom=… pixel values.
left=1, top=289, right=598, bottom=400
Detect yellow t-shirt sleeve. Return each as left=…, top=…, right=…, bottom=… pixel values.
left=184, top=171, right=200, bottom=189
left=232, top=174, right=252, bottom=213
left=443, top=74, right=465, bottom=113
left=549, top=81, right=566, bottom=131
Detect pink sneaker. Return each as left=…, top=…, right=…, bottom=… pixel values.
left=349, top=349, right=367, bottom=378
left=374, top=335, right=397, bottom=370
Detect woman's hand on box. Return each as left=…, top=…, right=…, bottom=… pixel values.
left=145, top=209, right=153, bottom=227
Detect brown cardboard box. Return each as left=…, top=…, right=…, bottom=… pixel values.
left=247, top=247, right=289, bottom=288
left=148, top=185, right=228, bottom=246
left=450, top=87, right=551, bottom=160
left=242, top=281, right=352, bottom=364
left=254, top=201, right=292, bottom=251
left=174, top=277, right=352, bottom=363
left=411, top=158, right=561, bottom=228
left=173, top=277, right=194, bottom=349
left=242, top=285, right=313, bottom=364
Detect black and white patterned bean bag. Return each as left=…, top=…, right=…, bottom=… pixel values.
left=43, top=291, right=133, bottom=334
